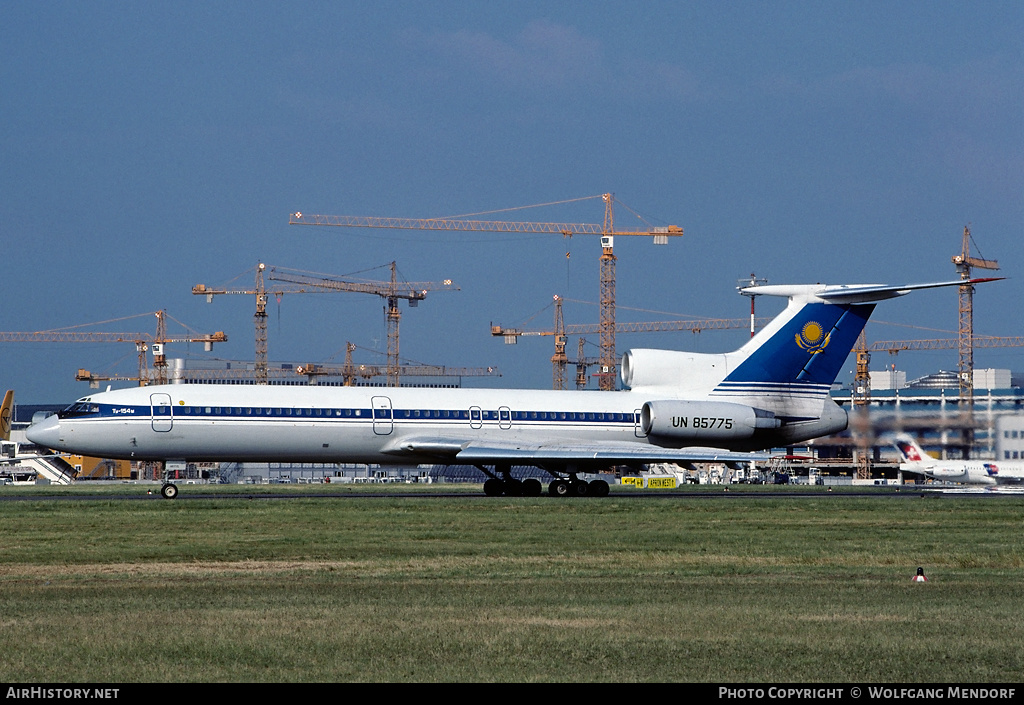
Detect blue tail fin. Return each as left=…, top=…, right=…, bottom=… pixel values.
left=720, top=277, right=997, bottom=390
left=625, top=279, right=994, bottom=396
left=723, top=301, right=874, bottom=387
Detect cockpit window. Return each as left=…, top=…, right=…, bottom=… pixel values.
left=58, top=402, right=101, bottom=418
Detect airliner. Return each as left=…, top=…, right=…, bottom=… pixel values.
left=894, top=434, right=1024, bottom=486
left=27, top=278, right=997, bottom=498
left=1, top=390, right=12, bottom=441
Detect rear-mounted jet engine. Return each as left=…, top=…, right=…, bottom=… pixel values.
left=640, top=400, right=779, bottom=442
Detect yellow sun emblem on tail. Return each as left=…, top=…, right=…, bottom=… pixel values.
left=796, top=321, right=831, bottom=354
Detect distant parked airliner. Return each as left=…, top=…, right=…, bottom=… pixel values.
left=894, top=434, right=1024, bottom=486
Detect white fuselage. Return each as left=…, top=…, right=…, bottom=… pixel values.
left=28, top=381, right=846, bottom=467
left=35, top=279, right=985, bottom=473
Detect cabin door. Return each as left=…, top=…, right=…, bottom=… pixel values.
left=634, top=408, right=645, bottom=438
left=498, top=406, right=512, bottom=430
left=150, top=393, right=173, bottom=432
left=372, top=396, right=393, bottom=435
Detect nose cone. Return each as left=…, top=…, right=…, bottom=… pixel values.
left=26, top=414, right=61, bottom=449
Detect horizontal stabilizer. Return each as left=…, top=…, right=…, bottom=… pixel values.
left=742, top=278, right=1002, bottom=304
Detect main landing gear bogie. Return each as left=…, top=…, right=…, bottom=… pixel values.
left=483, top=477, right=609, bottom=497
left=483, top=478, right=543, bottom=497
left=547, top=479, right=609, bottom=498
left=478, top=463, right=609, bottom=498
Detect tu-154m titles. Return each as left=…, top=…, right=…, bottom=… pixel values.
left=27, top=278, right=998, bottom=498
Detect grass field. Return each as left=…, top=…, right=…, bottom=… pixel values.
left=0, top=484, right=1022, bottom=683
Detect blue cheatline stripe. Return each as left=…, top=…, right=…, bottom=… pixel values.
left=85, top=405, right=642, bottom=425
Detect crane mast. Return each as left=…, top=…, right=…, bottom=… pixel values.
left=952, top=226, right=999, bottom=457
left=254, top=263, right=269, bottom=385
left=851, top=330, right=872, bottom=480
left=551, top=296, right=567, bottom=390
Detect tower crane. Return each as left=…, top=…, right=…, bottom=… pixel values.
left=492, top=295, right=570, bottom=389
left=552, top=296, right=568, bottom=391
left=953, top=226, right=999, bottom=456
left=1, top=311, right=227, bottom=386
left=574, top=338, right=599, bottom=390
left=267, top=262, right=458, bottom=386
left=289, top=193, right=684, bottom=390
left=193, top=263, right=322, bottom=384
left=491, top=301, right=769, bottom=389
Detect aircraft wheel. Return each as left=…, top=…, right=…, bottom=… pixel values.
left=571, top=481, right=590, bottom=496
left=549, top=479, right=570, bottom=497
left=483, top=479, right=503, bottom=496
left=521, top=478, right=542, bottom=496
left=504, top=479, right=524, bottom=496
left=589, top=480, right=610, bottom=497
left=160, top=483, right=178, bottom=500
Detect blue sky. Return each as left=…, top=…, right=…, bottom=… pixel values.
left=2, top=1, right=1022, bottom=402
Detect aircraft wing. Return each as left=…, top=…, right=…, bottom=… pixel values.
left=386, top=436, right=768, bottom=465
